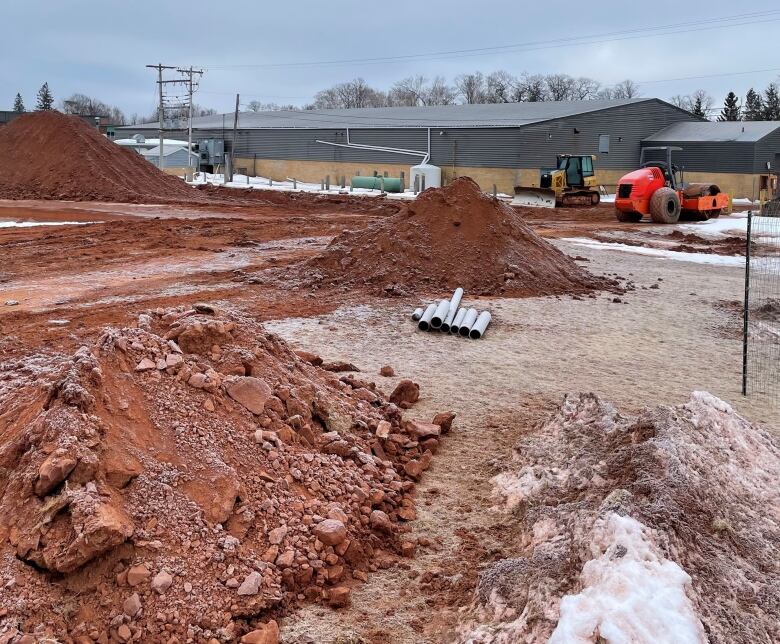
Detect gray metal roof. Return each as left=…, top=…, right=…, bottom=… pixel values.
left=644, top=120, right=780, bottom=143
left=119, top=98, right=655, bottom=131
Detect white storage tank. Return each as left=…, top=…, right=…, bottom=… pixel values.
left=410, top=163, right=441, bottom=190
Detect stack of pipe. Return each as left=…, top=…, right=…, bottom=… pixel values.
left=410, top=288, right=492, bottom=339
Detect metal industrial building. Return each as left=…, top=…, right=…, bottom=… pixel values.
left=118, top=98, right=780, bottom=198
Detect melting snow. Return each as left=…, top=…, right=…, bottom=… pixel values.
left=549, top=513, right=706, bottom=644
left=0, top=220, right=101, bottom=228
left=563, top=237, right=745, bottom=266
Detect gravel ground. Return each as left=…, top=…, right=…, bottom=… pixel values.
left=264, top=240, right=779, bottom=643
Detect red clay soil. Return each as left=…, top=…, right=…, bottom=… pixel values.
left=305, top=177, right=618, bottom=296
left=0, top=111, right=404, bottom=216
left=0, top=306, right=449, bottom=641
left=0, top=111, right=210, bottom=203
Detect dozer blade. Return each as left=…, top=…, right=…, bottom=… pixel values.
left=511, top=187, right=557, bottom=209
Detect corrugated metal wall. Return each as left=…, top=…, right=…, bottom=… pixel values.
left=118, top=100, right=697, bottom=170
left=640, top=140, right=757, bottom=173
left=755, top=129, right=780, bottom=173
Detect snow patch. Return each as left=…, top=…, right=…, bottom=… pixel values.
left=549, top=513, right=706, bottom=644
left=563, top=237, right=745, bottom=266
left=0, top=220, right=101, bottom=228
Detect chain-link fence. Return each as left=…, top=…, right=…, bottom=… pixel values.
left=743, top=198, right=780, bottom=400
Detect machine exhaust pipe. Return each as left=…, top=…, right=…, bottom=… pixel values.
left=469, top=311, right=492, bottom=339
left=430, top=299, right=450, bottom=329
left=417, top=303, right=437, bottom=331
left=450, top=308, right=467, bottom=335
left=458, top=308, right=479, bottom=337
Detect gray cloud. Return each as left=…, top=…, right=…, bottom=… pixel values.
left=2, top=0, right=779, bottom=116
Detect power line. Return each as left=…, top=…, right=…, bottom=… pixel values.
left=639, top=67, right=780, bottom=85
left=198, top=10, right=780, bottom=70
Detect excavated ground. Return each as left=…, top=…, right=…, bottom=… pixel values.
left=0, top=195, right=776, bottom=644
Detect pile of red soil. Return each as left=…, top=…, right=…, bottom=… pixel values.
left=0, top=306, right=449, bottom=641
left=0, top=111, right=210, bottom=203
left=0, top=111, right=407, bottom=215
left=305, top=177, right=616, bottom=296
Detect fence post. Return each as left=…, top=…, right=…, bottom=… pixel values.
left=325, top=175, right=330, bottom=190
left=742, top=209, right=753, bottom=396
left=400, top=171, right=405, bottom=192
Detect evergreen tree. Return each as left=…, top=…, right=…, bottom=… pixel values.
left=717, top=91, right=740, bottom=121
left=743, top=88, right=764, bottom=121
left=764, top=83, right=780, bottom=120
left=35, top=82, right=54, bottom=111
left=690, top=95, right=706, bottom=118
left=12, top=93, right=25, bottom=112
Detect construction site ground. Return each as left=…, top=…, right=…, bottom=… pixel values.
left=1, top=198, right=774, bottom=643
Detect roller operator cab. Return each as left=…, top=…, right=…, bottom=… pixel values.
left=615, top=146, right=730, bottom=223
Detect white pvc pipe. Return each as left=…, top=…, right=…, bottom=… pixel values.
left=469, top=311, right=492, bottom=339
left=441, top=288, right=463, bottom=332
left=458, top=308, right=479, bottom=337
left=418, top=303, right=437, bottom=331
left=411, top=307, right=424, bottom=321
left=430, top=299, right=450, bottom=329
left=316, top=140, right=427, bottom=159
left=450, top=308, right=467, bottom=335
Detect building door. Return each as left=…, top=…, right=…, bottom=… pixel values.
left=775, top=154, right=780, bottom=196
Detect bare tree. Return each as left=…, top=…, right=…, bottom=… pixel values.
left=389, top=75, right=430, bottom=106
left=484, top=71, right=517, bottom=103
left=61, top=93, right=126, bottom=124
left=313, top=78, right=386, bottom=109
left=246, top=100, right=298, bottom=112
left=388, top=75, right=455, bottom=106
left=426, top=76, right=457, bottom=105
left=571, top=77, right=601, bottom=100
left=454, top=72, right=486, bottom=104
left=544, top=74, right=576, bottom=101
left=610, top=79, right=641, bottom=99
left=516, top=73, right=549, bottom=102
left=668, top=89, right=714, bottom=118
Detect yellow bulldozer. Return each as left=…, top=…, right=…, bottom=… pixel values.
left=512, top=154, right=601, bottom=208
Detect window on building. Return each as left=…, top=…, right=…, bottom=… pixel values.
left=598, top=134, right=610, bottom=154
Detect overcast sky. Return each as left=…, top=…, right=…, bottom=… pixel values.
left=2, top=0, right=779, bottom=117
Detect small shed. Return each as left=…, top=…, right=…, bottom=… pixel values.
left=141, top=145, right=198, bottom=172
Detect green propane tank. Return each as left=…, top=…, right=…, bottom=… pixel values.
left=350, top=176, right=402, bottom=193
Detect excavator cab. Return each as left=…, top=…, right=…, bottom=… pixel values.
left=513, top=154, right=600, bottom=208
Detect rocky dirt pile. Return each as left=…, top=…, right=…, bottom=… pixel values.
left=0, top=305, right=452, bottom=642
left=0, top=111, right=210, bottom=203
left=303, top=177, right=617, bottom=297
left=458, top=392, right=779, bottom=643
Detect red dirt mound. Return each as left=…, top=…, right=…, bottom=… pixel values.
left=305, top=177, right=616, bottom=296
left=0, top=305, right=449, bottom=641
left=0, top=111, right=208, bottom=203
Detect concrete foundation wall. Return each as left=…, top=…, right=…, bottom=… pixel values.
left=234, top=157, right=764, bottom=200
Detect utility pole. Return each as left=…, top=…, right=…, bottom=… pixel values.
left=228, top=93, right=240, bottom=182
left=176, top=66, right=204, bottom=173
left=146, top=63, right=177, bottom=170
